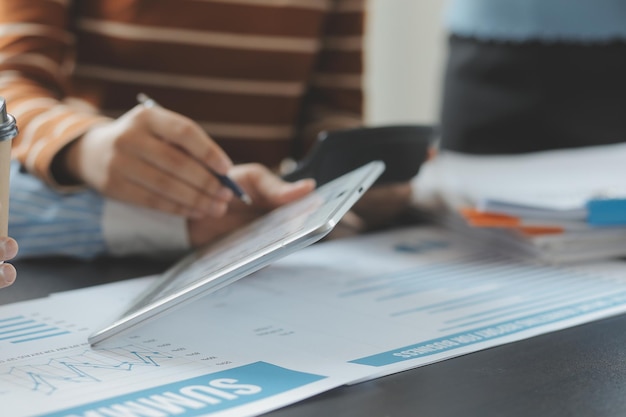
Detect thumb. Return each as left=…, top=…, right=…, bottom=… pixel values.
left=233, top=164, right=316, bottom=208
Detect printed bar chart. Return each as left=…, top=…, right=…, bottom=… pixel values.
left=0, top=315, right=70, bottom=344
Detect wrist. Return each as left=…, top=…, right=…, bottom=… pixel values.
left=50, top=138, right=84, bottom=186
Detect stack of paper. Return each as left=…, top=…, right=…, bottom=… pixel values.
left=412, top=143, right=626, bottom=263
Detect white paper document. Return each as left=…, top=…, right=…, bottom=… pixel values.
left=4, top=226, right=626, bottom=416
left=413, top=143, right=626, bottom=211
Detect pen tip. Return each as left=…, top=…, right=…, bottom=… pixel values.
left=137, top=92, right=157, bottom=108
left=241, top=194, right=253, bottom=205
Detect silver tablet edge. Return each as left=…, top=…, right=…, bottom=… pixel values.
left=88, top=161, right=385, bottom=347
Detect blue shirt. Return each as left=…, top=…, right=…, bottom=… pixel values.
left=447, top=0, right=626, bottom=42
left=9, top=162, right=107, bottom=259
left=8, top=161, right=189, bottom=260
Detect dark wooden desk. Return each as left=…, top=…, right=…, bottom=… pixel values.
left=4, top=256, right=626, bottom=417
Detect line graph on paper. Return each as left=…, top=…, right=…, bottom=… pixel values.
left=0, top=340, right=225, bottom=399
left=0, top=345, right=178, bottom=396
left=0, top=297, right=235, bottom=402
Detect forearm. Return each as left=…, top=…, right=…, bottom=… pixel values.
left=9, top=161, right=190, bottom=259
left=0, top=1, right=110, bottom=188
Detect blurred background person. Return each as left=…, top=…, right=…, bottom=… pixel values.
left=0, top=0, right=412, bottom=259
left=440, top=0, right=626, bottom=154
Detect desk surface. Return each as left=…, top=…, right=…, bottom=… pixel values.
left=3, top=256, right=626, bottom=417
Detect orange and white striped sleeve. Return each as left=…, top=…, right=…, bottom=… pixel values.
left=0, top=0, right=111, bottom=190
left=296, top=0, right=365, bottom=156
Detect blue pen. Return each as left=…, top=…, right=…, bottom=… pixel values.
left=137, top=93, right=252, bottom=205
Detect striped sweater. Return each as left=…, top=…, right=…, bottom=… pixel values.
left=0, top=0, right=364, bottom=189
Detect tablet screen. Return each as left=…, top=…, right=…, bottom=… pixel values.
left=89, top=161, right=384, bottom=346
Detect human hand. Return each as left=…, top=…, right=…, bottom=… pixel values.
left=62, top=105, right=235, bottom=218
left=188, top=164, right=315, bottom=247
left=350, top=181, right=413, bottom=231
left=0, top=236, right=18, bottom=288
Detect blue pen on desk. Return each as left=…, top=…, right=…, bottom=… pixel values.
left=137, top=93, right=252, bottom=205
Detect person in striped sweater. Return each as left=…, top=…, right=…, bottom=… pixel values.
left=1, top=0, right=413, bottom=259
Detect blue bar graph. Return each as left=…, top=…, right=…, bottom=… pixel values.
left=0, top=315, right=70, bottom=344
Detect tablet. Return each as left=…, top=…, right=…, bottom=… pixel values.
left=89, top=160, right=385, bottom=346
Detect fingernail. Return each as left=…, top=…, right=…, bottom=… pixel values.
left=0, top=263, right=15, bottom=286
left=295, top=179, right=316, bottom=189
left=209, top=201, right=227, bottom=218
left=215, top=187, right=233, bottom=201
left=211, top=159, right=232, bottom=175
left=0, top=238, right=18, bottom=259
left=218, top=162, right=232, bottom=174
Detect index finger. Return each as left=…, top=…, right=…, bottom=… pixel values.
left=139, top=106, right=233, bottom=175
